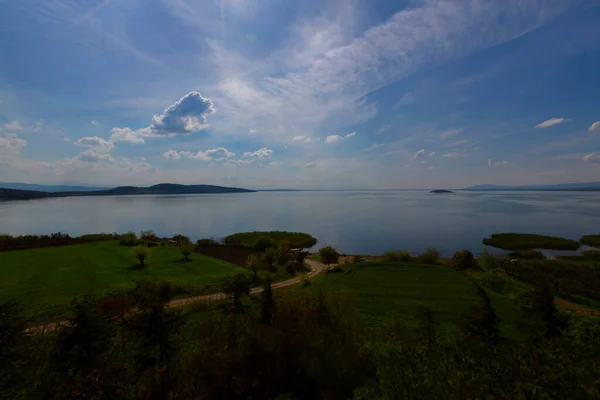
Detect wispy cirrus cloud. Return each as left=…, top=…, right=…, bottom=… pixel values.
left=535, top=117, right=570, bottom=128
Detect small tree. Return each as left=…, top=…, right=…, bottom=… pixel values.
left=263, top=247, right=278, bottom=272
left=418, top=248, right=441, bottom=264
left=319, top=246, right=340, bottom=271
left=140, top=230, right=157, bottom=241
left=133, top=245, right=150, bottom=267
left=172, top=234, right=191, bottom=245
left=451, top=250, right=480, bottom=270
left=246, top=253, right=262, bottom=278
left=222, top=273, right=252, bottom=313
left=179, top=243, right=195, bottom=261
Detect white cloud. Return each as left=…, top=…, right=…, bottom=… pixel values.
left=243, top=148, right=273, bottom=158
left=535, top=117, right=570, bottom=128
left=440, top=129, right=462, bottom=139
left=488, top=158, right=493, bottom=167
left=146, top=91, right=215, bottom=135
left=128, top=161, right=155, bottom=173
left=109, top=128, right=145, bottom=144
left=249, top=129, right=258, bottom=134
left=326, top=135, right=342, bottom=144
left=33, top=120, right=45, bottom=132
left=91, top=120, right=99, bottom=126
left=304, top=161, right=317, bottom=168
left=74, top=136, right=115, bottom=152
left=362, top=143, right=385, bottom=152
left=394, top=92, right=413, bottom=108
left=583, top=153, right=600, bottom=163
left=345, top=132, right=356, bottom=138
left=162, top=150, right=180, bottom=160
left=293, top=135, right=312, bottom=143
left=488, top=158, right=508, bottom=167
left=0, top=133, right=27, bottom=154
left=414, top=149, right=426, bottom=159
left=165, top=147, right=236, bottom=161
left=442, top=153, right=464, bottom=158
left=589, top=121, right=600, bottom=133
left=76, top=149, right=114, bottom=163
left=428, top=152, right=436, bottom=156
left=374, top=125, right=391, bottom=135
left=4, top=120, right=23, bottom=131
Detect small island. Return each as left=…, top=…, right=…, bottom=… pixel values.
left=430, top=189, right=454, bottom=194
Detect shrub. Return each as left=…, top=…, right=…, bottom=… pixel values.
left=284, top=260, right=304, bottom=276
left=418, top=248, right=440, bottom=264
left=300, top=272, right=311, bottom=287
left=172, top=234, right=191, bottom=245
left=119, top=231, right=138, bottom=246
left=382, top=250, right=413, bottom=262
left=508, top=249, right=546, bottom=260
left=133, top=246, right=150, bottom=267
left=451, top=250, right=480, bottom=270
left=140, top=230, right=157, bottom=242
left=196, top=238, right=220, bottom=247
left=582, top=250, right=600, bottom=259
left=179, top=243, right=195, bottom=261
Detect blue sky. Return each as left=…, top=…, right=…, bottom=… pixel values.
left=0, top=0, right=599, bottom=189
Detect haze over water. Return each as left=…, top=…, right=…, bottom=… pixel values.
left=2, top=191, right=599, bottom=256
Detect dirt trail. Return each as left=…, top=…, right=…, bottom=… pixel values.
left=26, top=259, right=330, bottom=334
left=555, top=298, right=600, bottom=317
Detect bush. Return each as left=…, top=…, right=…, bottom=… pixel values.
left=140, top=230, right=157, bottom=242
left=508, top=249, right=546, bottom=260
left=133, top=246, right=150, bottom=267
left=451, top=250, right=480, bottom=270
left=196, top=238, right=220, bottom=247
left=418, top=248, right=440, bottom=264
left=300, top=272, right=311, bottom=287
left=582, top=250, right=600, bottom=259
left=172, top=234, right=191, bottom=245
left=382, top=250, right=413, bottom=262
left=119, top=232, right=138, bottom=246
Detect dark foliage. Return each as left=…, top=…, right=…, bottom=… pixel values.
left=461, top=282, right=501, bottom=344
left=483, top=233, right=579, bottom=250
left=581, top=234, right=600, bottom=248
left=508, top=249, right=546, bottom=259
left=382, top=250, right=414, bottom=262
left=417, top=247, right=441, bottom=264
left=451, top=249, right=481, bottom=270
left=0, top=232, right=118, bottom=252
left=222, top=274, right=252, bottom=313
left=224, top=231, right=318, bottom=249
left=319, top=246, right=340, bottom=270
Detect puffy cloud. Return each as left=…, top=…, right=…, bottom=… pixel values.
left=535, top=117, right=570, bottom=128
left=413, top=149, right=426, bottom=159
left=162, top=150, right=180, bottom=160
left=128, top=161, right=155, bottom=173
left=109, top=128, right=145, bottom=144
left=243, top=148, right=273, bottom=158
left=304, top=161, right=317, bottom=168
left=442, top=152, right=463, bottom=158
left=326, top=135, right=342, bottom=143
left=345, top=132, right=356, bottom=138
left=147, top=91, right=215, bottom=135
left=589, top=121, right=600, bottom=133
left=4, top=120, right=23, bottom=131
left=76, top=149, right=114, bottom=163
left=74, top=136, right=115, bottom=152
left=0, top=133, right=27, bottom=154
left=583, top=153, right=600, bottom=163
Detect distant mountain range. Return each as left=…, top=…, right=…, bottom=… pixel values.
left=463, top=182, right=600, bottom=191
left=0, top=182, right=111, bottom=192
left=0, top=183, right=255, bottom=200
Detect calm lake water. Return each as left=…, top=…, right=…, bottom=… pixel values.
left=1, top=190, right=600, bottom=256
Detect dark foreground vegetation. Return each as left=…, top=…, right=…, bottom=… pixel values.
left=482, top=233, right=580, bottom=250
left=581, top=234, right=600, bottom=248
left=0, top=183, right=254, bottom=201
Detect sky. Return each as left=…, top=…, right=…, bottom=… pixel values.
left=0, top=0, right=599, bottom=190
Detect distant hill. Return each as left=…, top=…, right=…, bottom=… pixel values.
left=0, top=183, right=255, bottom=201
left=0, top=182, right=111, bottom=192
left=463, top=182, right=600, bottom=191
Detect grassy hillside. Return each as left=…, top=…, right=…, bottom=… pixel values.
left=0, top=241, right=246, bottom=318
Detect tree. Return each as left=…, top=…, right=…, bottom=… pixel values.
left=179, top=243, right=195, bottom=261
left=451, top=250, right=480, bottom=270
left=222, top=273, right=252, bottom=313
left=319, top=246, right=340, bottom=271
left=133, top=245, right=150, bottom=267
left=172, top=234, right=190, bottom=245
left=140, top=230, right=157, bottom=242
left=418, top=248, right=440, bottom=264
left=263, top=247, right=279, bottom=272
left=253, top=236, right=277, bottom=251
left=260, top=277, right=275, bottom=325
left=246, top=253, right=262, bottom=278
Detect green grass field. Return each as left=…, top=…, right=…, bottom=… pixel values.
left=295, top=262, right=481, bottom=332
left=0, top=241, right=247, bottom=318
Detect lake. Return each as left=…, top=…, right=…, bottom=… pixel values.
left=1, top=190, right=600, bottom=256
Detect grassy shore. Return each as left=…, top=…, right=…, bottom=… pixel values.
left=0, top=241, right=246, bottom=318
left=482, top=233, right=580, bottom=250
left=581, top=234, right=600, bottom=248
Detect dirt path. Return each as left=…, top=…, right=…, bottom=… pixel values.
left=26, top=259, right=330, bottom=334
left=555, top=298, right=600, bottom=317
